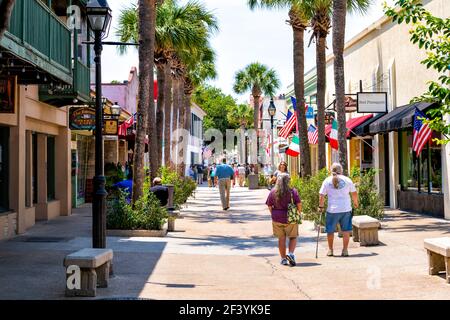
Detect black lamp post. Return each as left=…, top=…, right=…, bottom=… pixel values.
left=268, top=98, right=277, bottom=171
left=86, top=0, right=112, bottom=249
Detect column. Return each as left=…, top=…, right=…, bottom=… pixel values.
left=56, top=126, right=72, bottom=216
left=443, top=115, right=450, bottom=220
left=35, top=134, right=48, bottom=220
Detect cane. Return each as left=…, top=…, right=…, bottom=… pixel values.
left=315, top=209, right=324, bottom=259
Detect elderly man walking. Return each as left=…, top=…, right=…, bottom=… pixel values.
left=215, top=158, right=235, bottom=210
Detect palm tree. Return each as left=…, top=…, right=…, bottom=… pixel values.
left=227, top=103, right=254, bottom=163
left=248, top=0, right=312, bottom=177
left=128, top=0, right=156, bottom=204
left=308, top=0, right=371, bottom=172
left=117, top=0, right=218, bottom=170
left=0, top=0, right=15, bottom=40
left=233, top=62, right=280, bottom=173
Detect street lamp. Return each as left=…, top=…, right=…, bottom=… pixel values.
left=87, top=0, right=112, bottom=249
left=110, top=102, right=121, bottom=116
left=268, top=98, right=277, bottom=172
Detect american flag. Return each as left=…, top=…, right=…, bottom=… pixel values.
left=279, top=97, right=297, bottom=138
left=203, top=146, right=212, bottom=159
left=413, top=108, right=432, bottom=155
left=308, top=124, right=318, bottom=144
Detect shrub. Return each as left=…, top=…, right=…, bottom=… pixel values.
left=290, top=169, right=329, bottom=225
left=105, top=162, right=126, bottom=191
left=160, top=166, right=197, bottom=208
left=351, top=168, right=384, bottom=220
left=106, top=188, right=168, bottom=230
left=258, top=173, right=268, bottom=187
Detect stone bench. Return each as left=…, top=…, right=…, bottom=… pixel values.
left=352, top=215, right=380, bottom=246
left=64, top=248, right=113, bottom=297
left=424, top=237, right=450, bottom=284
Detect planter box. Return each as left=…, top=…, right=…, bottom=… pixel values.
left=107, top=224, right=168, bottom=237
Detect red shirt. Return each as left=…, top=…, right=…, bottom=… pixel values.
left=266, top=188, right=301, bottom=224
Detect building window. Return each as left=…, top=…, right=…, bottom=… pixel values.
left=0, top=127, right=9, bottom=213
left=399, top=130, right=441, bottom=193
left=190, top=114, right=202, bottom=139
left=47, top=136, right=56, bottom=200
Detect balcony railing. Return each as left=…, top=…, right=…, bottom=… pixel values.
left=1, top=0, right=72, bottom=81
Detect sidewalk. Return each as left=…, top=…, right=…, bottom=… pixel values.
left=0, top=185, right=449, bottom=299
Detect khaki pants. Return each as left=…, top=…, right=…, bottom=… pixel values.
left=238, top=174, right=245, bottom=187
left=218, top=178, right=231, bottom=209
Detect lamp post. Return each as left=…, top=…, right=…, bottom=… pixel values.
left=86, top=0, right=112, bottom=249
left=268, top=98, right=277, bottom=172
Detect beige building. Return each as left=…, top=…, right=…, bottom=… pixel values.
left=324, top=0, right=449, bottom=219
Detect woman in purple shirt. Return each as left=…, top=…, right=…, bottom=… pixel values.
left=266, top=174, right=302, bottom=266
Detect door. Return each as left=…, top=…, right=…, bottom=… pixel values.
left=0, top=127, right=9, bottom=212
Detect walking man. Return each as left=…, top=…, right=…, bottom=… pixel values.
left=215, top=158, right=235, bottom=210
left=197, top=164, right=204, bottom=185
left=237, top=164, right=246, bottom=187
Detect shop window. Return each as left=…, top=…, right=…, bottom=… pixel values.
left=0, top=127, right=9, bottom=213
left=399, top=130, right=441, bottom=193
left=47, top=136, right=56, bottom=201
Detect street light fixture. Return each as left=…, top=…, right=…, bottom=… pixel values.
left=110, top=102, right=121, bottom=116
left=268, top=99, right=277, bottom=171
left=86, top=0, right=112, bottom=249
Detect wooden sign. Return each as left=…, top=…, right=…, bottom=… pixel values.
left=0, top=77, right=15, bottom=113
left=103, top=119, right=118, bottom=136
left=69, top=107, right=96, bottom=130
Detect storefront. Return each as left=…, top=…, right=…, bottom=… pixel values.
left=368, top=101, right=444, bottom=218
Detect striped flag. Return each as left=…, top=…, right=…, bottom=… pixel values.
left=413, top=108, right=432, bottom=155
left=286, top=135, right=300, bottom=157
left=308, top=124, right=318, bottom=145
left=329, top=119, right=339, bottom=150
left=279, top=97, right=297, bottom=138
left=265, top=132, right=271, bottom=158
left=203, top=146, right=212, bottom=159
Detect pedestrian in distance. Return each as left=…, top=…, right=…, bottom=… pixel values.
left=215, top=158, right=235, bottom=210
left=318, top=163, right=359, bottom=257
left=269, top=161, right=289, bottom=186
left=237, top=164, right=246, bottom=187
left=233, top=164, right=239, bottom=187
left=209, top=164, right=216, bottom=187
left=197, top=164, right=204, bottom=185
left=266, top=174, right=302, bottom=266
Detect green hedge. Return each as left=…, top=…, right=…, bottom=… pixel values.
left=160, top=167, right=197, bottom=209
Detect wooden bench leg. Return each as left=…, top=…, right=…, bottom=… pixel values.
left=96, top=261, right=111, bottom=288
left=353, top=226, right=359, bottom=242
left=427, top=250, right=445, bottom=276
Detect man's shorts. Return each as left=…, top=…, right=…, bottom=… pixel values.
left=325, top=211, right=353, bottom=233
left=272, top=221, right=299, bottom=239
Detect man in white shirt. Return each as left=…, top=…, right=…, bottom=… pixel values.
left=319, top=163, right=359, bottom=257
left=237, top=164, right=246, bottom=187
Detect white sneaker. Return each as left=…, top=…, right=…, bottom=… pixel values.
left=280, top=258, right=289, bottom=266
left=286, top=253, right=296, bottom=266
left=327, top=249, right=334, bottom=257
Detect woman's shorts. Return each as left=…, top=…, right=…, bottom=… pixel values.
left=272, top=221, right=299, bottom=239
left=325, top=211, right=353, bottom=233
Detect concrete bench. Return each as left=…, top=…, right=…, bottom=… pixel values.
left=352, top=215, right=380, bottom=246
left=424, top=237, right=450, bottom=284
left=64, top=248, right=113, bottom=297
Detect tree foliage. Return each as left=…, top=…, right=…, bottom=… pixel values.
left=192, top=85, right=242, bottom=134
left=385, top=0, right=450, bottom=144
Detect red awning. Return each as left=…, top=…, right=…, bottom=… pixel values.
left=325, top=114, right=374, bottom=138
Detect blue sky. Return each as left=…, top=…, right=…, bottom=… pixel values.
left=101, top=0, right=394, bottom=103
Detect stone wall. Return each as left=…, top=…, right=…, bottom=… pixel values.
left=0, top=212, right=17, bottom=240
left=397, top=191, right=444, bottom=218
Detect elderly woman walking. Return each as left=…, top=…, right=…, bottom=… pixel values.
left=266, top=174, right=302, bottom=266
left=319, top=163, right=359, bottom=257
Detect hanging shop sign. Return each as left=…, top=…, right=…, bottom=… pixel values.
left=306, top=105, right=314, bottom=119
left=357, top=92, right=388, bottom=113
left=103, top=119, right=118, bottom=136
left=0, top=76, right=15, bottom=114
left=69, top=107, right=96, bottom=130
left=344, top=96, right=357, bottom=113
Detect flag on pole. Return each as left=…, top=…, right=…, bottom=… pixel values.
left=118, top=114, right=134, bottom=137
left=279, top=97, right=297, bottom=138
left=329, top=119, right=339, bottom=150
left=308, top=124, right=318, bottom=145
left=266, top=132, right=272, bottom=158
left=203, top=146, right=212, bottom=159
left=286, top=135, right=300, bottom=157
left=413, top=108, right=432, bottom=155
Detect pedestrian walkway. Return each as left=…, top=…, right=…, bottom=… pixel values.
left=0, top=185, right=449, bottom=299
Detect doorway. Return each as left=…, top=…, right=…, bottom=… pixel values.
left=0, top=127, right=9, bottom=212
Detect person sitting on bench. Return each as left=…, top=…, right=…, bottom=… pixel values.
left=150, top=177, right=169, bottom=207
